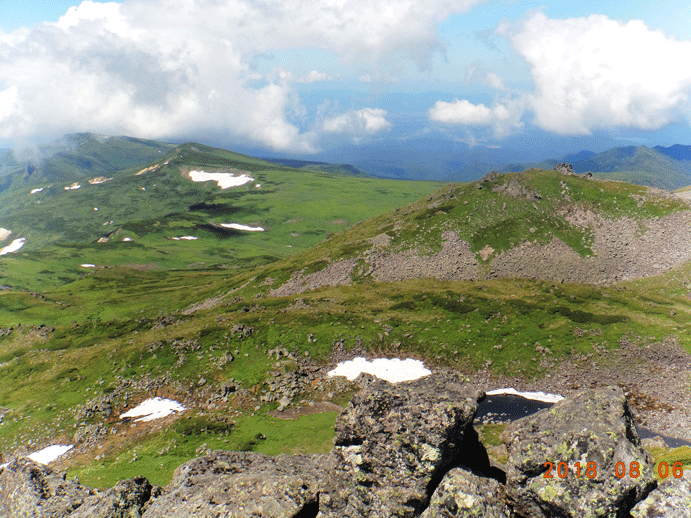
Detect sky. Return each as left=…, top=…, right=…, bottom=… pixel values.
left=1, top=0, right=691, bottom=156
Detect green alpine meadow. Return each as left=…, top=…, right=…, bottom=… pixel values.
left=1, top=134, right=691, bottom=492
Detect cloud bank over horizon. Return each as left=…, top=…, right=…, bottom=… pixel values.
left=0, top=0, right=483, bottom=151
left=1, top=1, right=691, bottom=152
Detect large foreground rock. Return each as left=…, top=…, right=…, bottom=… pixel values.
left=142, top=450, right=328, bottom=518
left=319, top=373, right=486, bottom=517
left=0, top=458, right=94, bottom=517
left=419, top=467, right=512, bottom=518
left=503, top=386, right=656, bottom=518
left=71, top=477, right=156, bottom=517
left=631, top=470, right=691, bottom=517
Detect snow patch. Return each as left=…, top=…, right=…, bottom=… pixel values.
left=221, top=223, right=265, bottom=232
left=120, top=397, right=186, bottom=422
left=486, top=388, right=564, bottom=404
left=80, top=264, right=96, bottom=268
left=0, top=228, right=10, bottom=241
left=189, top=170, right=254, bottom=189
left=30, top=188, right=44, bottom=194
left=328, top=357, right=431, bottom=383
left=135, top=164, right=159, bottom=176
left=0, top=238, right=25, bottom=255
left=171, top=236, right=199, bottom=241
left=27, top=445, right=74, bottom=465
left=88, top=177, right=112, bottom=185
left=123, top=237, right=133, bottom=242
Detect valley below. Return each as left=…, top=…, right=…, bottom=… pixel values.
left=1, top=135, right=691, bottom=515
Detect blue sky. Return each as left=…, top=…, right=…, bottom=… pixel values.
left=1, top=0, right=691, bottom=155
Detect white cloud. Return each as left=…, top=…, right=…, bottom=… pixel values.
left=323, top=108, right=392, bottom=141
left=0, top=0, right=486, bottom=151
left=296, top=70, right=333, bottom=84
left=428, top=98, right=524, bottom=137
left=485, top=72, right=505, bottom=90
left=504, top=12, right=691, bottom=134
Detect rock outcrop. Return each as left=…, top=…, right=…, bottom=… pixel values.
left=0, top=458, right=94, bottom=517
left=143, top=451, right=328, bottom=517
left=319, top=373, right=486, bottom=517
left=503, top=386, right=657, bottom=517
left=631, top=471, right=691, bottom=517
left=2, top=380, right=690, bottom=517
left=70, top=477, right=156, bottom=518
left=419, top=468, right=511, bottom=517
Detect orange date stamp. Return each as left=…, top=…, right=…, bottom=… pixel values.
left=543, top=461, right=683, bottom=479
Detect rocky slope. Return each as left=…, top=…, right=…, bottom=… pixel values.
left=261, top=166, right=691, bottom=297
left=2, top=374, right=690, bottom=517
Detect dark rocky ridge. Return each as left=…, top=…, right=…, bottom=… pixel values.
left=1, top=375, right=690, bottom=517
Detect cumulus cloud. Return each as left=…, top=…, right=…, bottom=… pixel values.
left=503, top=12, right=691, bottom=134
left=428, top=98, right=524, bottom=137
left=322, top=108, right=392, bottom=141
left=295, top=71, right=334, bottom=84
left=0, top=0, right=486, bottom=151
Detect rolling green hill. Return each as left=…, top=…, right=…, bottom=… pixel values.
left=0, top=136, right=441, bottom=293
left=1, top=142, right=691, bottom=490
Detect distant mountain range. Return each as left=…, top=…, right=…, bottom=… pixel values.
left=249, top=129, right=691, bottom=189
left=511, top=144, right=691, bottom=190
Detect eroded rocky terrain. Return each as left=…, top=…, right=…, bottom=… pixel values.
left=2, top=374, right=690, bottom=517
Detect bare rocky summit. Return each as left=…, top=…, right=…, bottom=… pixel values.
left=3, top=375, right=691, bottom=517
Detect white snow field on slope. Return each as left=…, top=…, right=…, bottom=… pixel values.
left=0, top=238, right=25, bottom=255
left=328, top=357, right=431, bottom=383
left=486, top=388, right=564, bottom=403
left=120, top=397, right=186, bottom=422
left=27, top=445, right=74, bottom=465
left=220, top=223, right=265, bottom=232
left=0, top=444, right=74, bottom=469
left=30, top=188, right=43, bottom=194
left=189, top=170, right=254, bottom=189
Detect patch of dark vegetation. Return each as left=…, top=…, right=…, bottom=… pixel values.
left=0, top=348, right=26, bottom=363
left=189, top=202, right=243, bottom=217
left=238, top=432, right=267, bottom=451
left=174, top=416, right=235, bottom=436
left=550, top=306, right=628, bottom=325
left=46, top=318, right=153, bottom=350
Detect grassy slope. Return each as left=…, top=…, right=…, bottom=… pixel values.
left=0, top=142, right=441, bottom=295
left=237, top=169, right=687, bottom=291
left=1, top=261, right=691, bottom=486
left=1, top=167, right=690, bottom=487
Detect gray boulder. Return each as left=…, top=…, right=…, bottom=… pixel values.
left=420, top=467, right=512, bottom=518
left=555, top=163, right=574, bottom=175
left=503, top=386, right=656, bottom=518
left=319, top=373, right=486, bottom=517
left=71, top=477, right=156, bottom=517
left=631, top=470, right=691, bottom=517
left=142, top=450, right=328, bottom=518
left=0, top=458, right=94, bottom=517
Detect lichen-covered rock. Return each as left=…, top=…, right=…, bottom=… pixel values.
left=141, top=450, right=328, bottom=518
left=0, top=458, right=94, bottom=517
left=503, top=386, right=656, bottom=518
left=419, top=468, right=512, bottom=518
left=71, top=477, right=156, bottom=517
left=319, top=373, right=486, bottom=518
left=631, top=470, right=691, bottom=517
